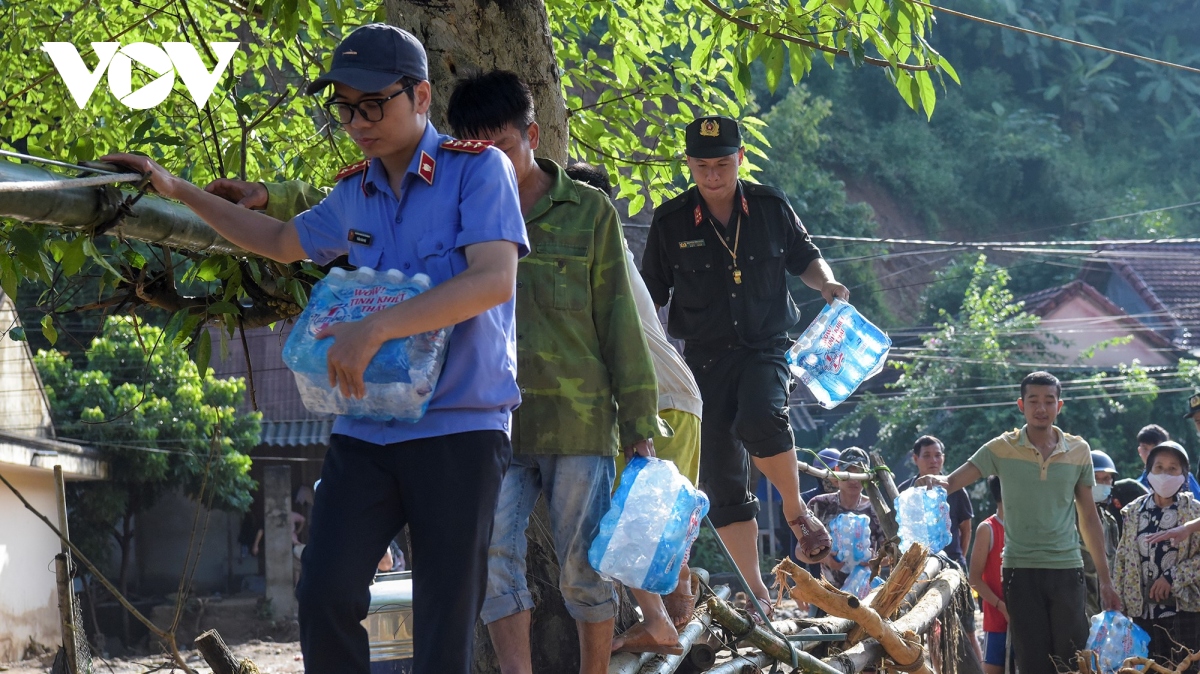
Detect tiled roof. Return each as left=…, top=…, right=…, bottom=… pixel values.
left=1083, top=243, right=1200, bottom=349
left=1017, top=280, right=1177, bottom=352
left=258, top=419, right=334, bottom=447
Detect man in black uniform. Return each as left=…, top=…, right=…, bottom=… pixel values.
left=641, top=116, right=846, bottom=612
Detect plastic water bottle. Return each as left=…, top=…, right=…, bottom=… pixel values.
left=282, top=268, right=452, bottom=420
left=894, top=487, right=952, bottom=553
left=1086, top=611, right=1149, bottom=674
left=589, top=457, right=710, bottom=594
left=786, top=300, right=891, bottom=409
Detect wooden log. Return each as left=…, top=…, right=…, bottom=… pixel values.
left=774, top=558, right=930, bottom=674
left=52, top=467, right=79, bottom=674
left=847, top=543, right=928, bottom=644
left=823, top=568, right=962, bottom=674
left=194, top=629, right=259, bottom=674
left=707, top=595, right=843, bottom=674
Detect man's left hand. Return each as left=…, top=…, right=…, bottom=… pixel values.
left=624, top=438, right=655, bottom=461
left=821, top=281, right=851, bottom=305
left=1148, top=577, right=1172, bottom=603
left=1101, top=580, right=1124, bottom=611
left=315, top=319, right=385, bottom=399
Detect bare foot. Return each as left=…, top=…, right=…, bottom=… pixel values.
left=611, top=620, right=681, bottom=654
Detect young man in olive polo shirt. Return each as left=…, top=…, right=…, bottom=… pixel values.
left=918, top=371, right=1121, bottom=674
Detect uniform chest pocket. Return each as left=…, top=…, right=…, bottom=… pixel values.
left=348, top=240, right=383, bottom=270
left=670, top=248, right=716, bottom=308
left=417, top=232, right=464, bottom=280
left=744, top=239, right=785, bottom=296
left=533, top=243, right=589, bottom=312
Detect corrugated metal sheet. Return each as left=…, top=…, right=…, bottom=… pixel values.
left=258, top=419, right=334, bottom=448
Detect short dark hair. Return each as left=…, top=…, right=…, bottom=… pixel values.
left=988, top=475, right=1002, bottom=504
left=1137, top=424, right=1170, bottom=446
left=912, top=435, right=943, bottom=457
left=1020, top=371, right=1061, bottom=399
left=565, top=162, right=614, bottom=198
left=446, top=70, right=536, bottom=139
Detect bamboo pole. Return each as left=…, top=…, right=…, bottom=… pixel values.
left=636, top=585, right=730, bottom=674
left=775, top=558, right=931, bottom=674
left=707, top=595, right=843, bottom=674
left=0, top=160, right=245, bottom=255
left=607, top=585, right=730, bottom=674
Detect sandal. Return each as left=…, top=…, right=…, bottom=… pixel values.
left=611, top=622, right=685, bottom=656
left=789, top=511, right=832, bottom=564
left=663, top=570, right=700, bottom=628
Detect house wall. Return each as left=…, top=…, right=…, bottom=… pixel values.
left=0, top=293, right=54, bottom=439
left=0, top=465, right=62, bottom=661
left=135, top=490, right=258, bottom=596
left=1041, top=300, right=1172, bottom=368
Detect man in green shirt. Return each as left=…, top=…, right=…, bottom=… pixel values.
left=917, top=371, right=1120, bottom=674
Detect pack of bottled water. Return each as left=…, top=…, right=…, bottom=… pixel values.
left=842, top=563, right=873, bottom=599
left=1086, top=611, right=1149, bottom=674
left=282, top=267, right=452, bottom=420
left=830, top=512, right=873, bottom=567
left=589, top=457, right=710, bottom=594
left=786, top=299, right=891, bottom=409
left=894, top=486, right=952, bottom=554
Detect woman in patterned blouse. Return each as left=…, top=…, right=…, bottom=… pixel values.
left=1113, top=441, right=1200, bottom=668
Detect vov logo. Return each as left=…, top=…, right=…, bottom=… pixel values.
left=41, top=42, right=240, bottom=110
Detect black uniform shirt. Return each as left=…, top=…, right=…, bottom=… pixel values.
left=641, top=180, right=822, bottom=350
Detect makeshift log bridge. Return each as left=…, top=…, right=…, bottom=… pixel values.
left=622, top=449, right=979, bottom=674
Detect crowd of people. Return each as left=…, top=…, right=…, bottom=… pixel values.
left=97, top=20, right=1200, bottom=674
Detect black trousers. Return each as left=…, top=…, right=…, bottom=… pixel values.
left=296, top=431, right=511, bottom=674
left=1135, top=611, right=1200, bottom=671
left=1002, top=567, right=1089, bottom=674
left=688, top=345, right=794, bottom=528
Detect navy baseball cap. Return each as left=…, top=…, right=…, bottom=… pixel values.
left=306, top=23, right=428, bottom=95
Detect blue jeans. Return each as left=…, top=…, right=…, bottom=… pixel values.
left=481, top=453, right=618, bottom=624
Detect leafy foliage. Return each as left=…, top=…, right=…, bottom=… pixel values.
left=0, top=0, right=955, bottom=351
left=34, top=316, right=259, bottom=578
left=831, top=255, right=1196, bottom=507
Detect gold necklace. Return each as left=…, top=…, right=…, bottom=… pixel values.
left=708, top=208, right=742, bottom=284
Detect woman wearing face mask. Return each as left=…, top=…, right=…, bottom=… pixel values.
left=1113, top=441, right=1200, bottom=667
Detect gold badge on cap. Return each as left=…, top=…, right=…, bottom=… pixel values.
left=700, top=118, right=720, bottom=137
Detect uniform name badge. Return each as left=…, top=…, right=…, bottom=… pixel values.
left=347, top=229, right=373, bottom=246
left=679, top=239, right=706, bottom=249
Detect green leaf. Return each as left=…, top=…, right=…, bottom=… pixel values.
left=82, top=238, right=126, bottom=279
left=206, top=301, right=240, bottom=316
left=8, top=326, right=26, bottom=342
left=762, top=39, right=785, bottom=93
left=194, top=329, right=212, bottom=379
left=40, top=315, right=58, bottom=346
left=60, top=236, right=88, bottom=277
left=916, top=70, right=936, bottom=119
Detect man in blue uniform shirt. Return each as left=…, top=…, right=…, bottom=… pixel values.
left=104, top=23, right=528, bottom=674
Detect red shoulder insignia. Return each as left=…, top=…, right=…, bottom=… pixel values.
left=440, top=139, right=494, bottom=154
left=693, top=205, right=703, bottom=227
left=334, top=159, right=370, bottom=182
left=417, top=151, right=436, bottom=186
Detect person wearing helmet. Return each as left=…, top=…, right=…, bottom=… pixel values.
left=1113, top=441, right=1200, bottom=665
left=1080, top=450, right=1121, bottom=616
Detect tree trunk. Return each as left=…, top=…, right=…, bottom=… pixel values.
left=379, top=4, right=596, bottom=672
left=384, top=0, right=568, bottom=165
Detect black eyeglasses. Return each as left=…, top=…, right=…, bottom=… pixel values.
left=323, top=84, right=414, bottom=124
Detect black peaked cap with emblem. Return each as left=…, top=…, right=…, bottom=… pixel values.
left=306, top=23, right=428, bottom=95
left=685, top=116, right=741, bottom=158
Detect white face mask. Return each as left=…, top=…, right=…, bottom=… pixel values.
left=1147, top=473, right=1186, bottom=499
left=1092, top=484, right=1113, bottom=503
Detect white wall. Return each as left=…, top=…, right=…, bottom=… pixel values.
left=0, top=292, right=54, bottom=439
left=1040, top=298, right=1172, bottom=368
left=0, top=465, right=61, bottom=661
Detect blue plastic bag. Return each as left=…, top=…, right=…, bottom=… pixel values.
left=282, top=267, right=452, bottom=420
left=1086, top=611, right=1150, bottom=674
left=589, top=457, right=710, bottom=594
left=842, top=564, right=873, bottom=599
left=786, top=299, right=891, bottom=409
left=894, top=487, right=952, bottom=554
